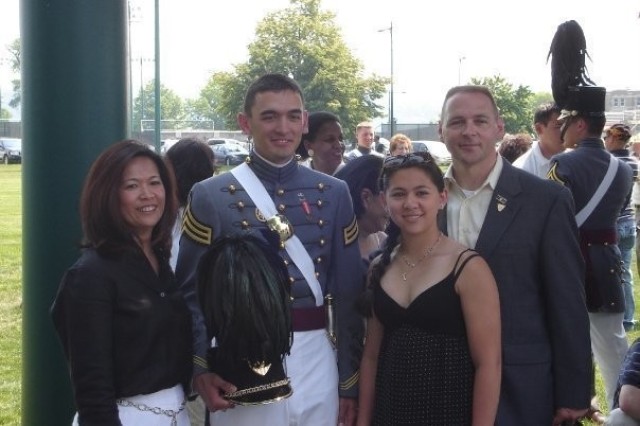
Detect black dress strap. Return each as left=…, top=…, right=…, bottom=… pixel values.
left=452, top=249, right=480, bottom=282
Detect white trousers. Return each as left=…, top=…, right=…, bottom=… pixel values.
left=72, top=384, right=189, bottom=426
left=590, top=312, right=629, bottom=409
left=210, top=329, right=339, bottom=426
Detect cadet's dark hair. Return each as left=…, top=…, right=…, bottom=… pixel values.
left=534, top=103, right=561, bottom=125
left=243, top=73, right=304, bottom=116
left=165, top=138, right=215, bottom=207
left=80, top=139, right=177, bottom=256
left=334, top=155, right=383, bottom=219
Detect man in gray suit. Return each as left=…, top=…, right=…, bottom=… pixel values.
left=438, top=85, right=591, bottom=425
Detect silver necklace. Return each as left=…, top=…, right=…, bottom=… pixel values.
left=400, top=232, right=442, bottom=281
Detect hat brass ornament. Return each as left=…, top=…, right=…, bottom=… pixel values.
left=196, top=234, right=293, bottom=405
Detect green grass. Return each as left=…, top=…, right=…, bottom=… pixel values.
left=0, top=164, right=22, bottom=426
left=0, top=163, right=638, bottom=424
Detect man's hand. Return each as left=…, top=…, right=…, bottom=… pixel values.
left=552, top=407, right=589, bottom=425
left=338, top=397, right=358, bottom=426
left=193, top=372, right=237, bottom=412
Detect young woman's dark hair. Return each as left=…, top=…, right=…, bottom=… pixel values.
left=165, top=138, right=215, bottom=207
left=79, top=139, right=178, bottom=256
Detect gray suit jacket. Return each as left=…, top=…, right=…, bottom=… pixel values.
left=440, top=160, right=591, bottom=425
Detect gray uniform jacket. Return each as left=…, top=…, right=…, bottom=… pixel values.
left=549, top=138, right=633, bottom=312
left=175, top=154, right=364, bottom=398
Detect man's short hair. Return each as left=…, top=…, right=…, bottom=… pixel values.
left=534, top=103, right=561, bottom=126
left=356, top=121, right=374, bottom=133
left=243, top=73, right=304, bottom=116
left=441, top=85, right=500, bottom=120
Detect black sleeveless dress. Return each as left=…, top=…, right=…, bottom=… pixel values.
left=372, top=250, right=478, bottom=425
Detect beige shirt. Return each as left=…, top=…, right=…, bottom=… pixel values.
left=444, top=155, right=504, bottom=249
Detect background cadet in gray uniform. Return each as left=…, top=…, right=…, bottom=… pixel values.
left=175, top=73, right=363, bottom=426
left=547, top=20, right=633, bottom=414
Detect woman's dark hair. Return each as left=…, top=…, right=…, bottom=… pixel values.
left=165, top=138, right=215, bottom=206
left=334, top=155, right=383, bottom=219
left=297, top=111, right=341, bottom=159
left=364, top=152, right=444, bottom=315
left=79, top=139, right=178, bottom=256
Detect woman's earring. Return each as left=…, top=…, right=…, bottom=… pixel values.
left=307, top=149, right=315, bottom=158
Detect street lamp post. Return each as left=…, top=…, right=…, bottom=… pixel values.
left=379, top=22, right=394, bottom=137
left=458, top=56, right=466, bottom=85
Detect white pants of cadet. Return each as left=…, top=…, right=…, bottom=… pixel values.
left=72, top=384, right=189, bottom=425
left=210, top=329, right=339, bottom=426
left=590, top=312, right=629, bottom=409
left=605, top=408, right=640, bottom=425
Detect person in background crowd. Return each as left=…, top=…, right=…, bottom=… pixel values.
left=604, top=124, right=639, bottom=332
left=345, top=121, right=384, bottom=161
left=606, top=338, right=640, bottom=426
left=164, top=138, right=216, bottom=271
left=513, top=103, right=564, bottom=178
left=497, top=133, right=532, bottom=164
left=51, top=140, right=192, bottom=425
left=163, top=137, right=215, bottom=425
left=175, top=73, right=364, bottom=426
left=632, top=141, right=640, bottom=284
left=334, top=155, right=387, bottom=263
left=297, top=111, right=346, bottom=176
left=358, top=152, right=501, bottom=425
left=388, top=133, right=412, bottom=156
left=440, top=84, right=590, bottom=425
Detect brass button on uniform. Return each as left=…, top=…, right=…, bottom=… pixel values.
left=228, top=184, right=236, bottom=194
left=277, top=189, right=285, bottom=196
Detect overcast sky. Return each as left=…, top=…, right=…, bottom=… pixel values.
left=1, top=0, right=639, bottom=123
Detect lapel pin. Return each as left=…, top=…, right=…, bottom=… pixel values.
left=496, top=195, right=507, bottom=212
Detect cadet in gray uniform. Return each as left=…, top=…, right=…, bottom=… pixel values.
left=547, top=20, right=633, bottom=412
left=175, top=73, right=363, bottom=426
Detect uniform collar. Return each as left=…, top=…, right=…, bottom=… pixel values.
left=248, top=152, right=299, bottom=183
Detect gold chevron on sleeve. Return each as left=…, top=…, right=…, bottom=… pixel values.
left=193, top=355, right=208, bottom=370
left=547, top=162, right=564, bottom=184
left=339, top=371, right=359, bottom=390
left=182, top=205, right=212, bottom=246
left=343, top=216, right=358, bottom=246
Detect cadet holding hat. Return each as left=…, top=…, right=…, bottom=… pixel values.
left=175, top=73, right=364, bottom=426
left=547, top=20, right=633, bottom=419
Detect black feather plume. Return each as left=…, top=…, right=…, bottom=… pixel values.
left=197, top=235, right=292, bottom=366
left=548, top=20, right=595, bottom=107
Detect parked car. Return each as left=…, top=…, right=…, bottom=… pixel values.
left=207, top=138, right=250, bottom=150
left=211, top=143, right=250, bottom=166
left=411, top=140, right=452, bottom=166
left=0, top=138, right=22, bottom=164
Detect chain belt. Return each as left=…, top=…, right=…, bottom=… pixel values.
left=116, top=398, right=186, bottom=426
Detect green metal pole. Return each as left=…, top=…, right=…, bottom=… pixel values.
left=154, top=0, right=161, bottom=152
left=21, top=1, right=129, bottom=424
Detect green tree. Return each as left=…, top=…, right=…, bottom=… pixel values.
left=5, top=38, right=20, bottom=109
left=132, top=81, right=184, bottom=131
left=471, top=75, right=535, bottom=134
left=531, top=91, right=554, bottom=109
left=197, top=0, right=387, bottom=139
left=0, top=108, right=10, bottom=119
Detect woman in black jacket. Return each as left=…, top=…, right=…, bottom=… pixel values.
left=51, top=140, right=192, bottom=425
